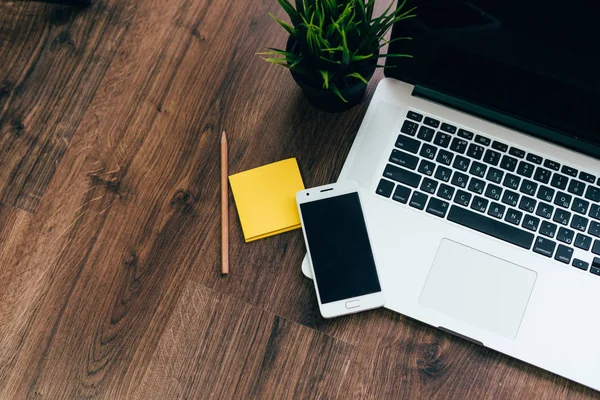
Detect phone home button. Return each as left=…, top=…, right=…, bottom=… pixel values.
left=345, top=300, right=360, bottom=309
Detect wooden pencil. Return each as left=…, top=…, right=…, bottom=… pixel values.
left=221, top=130, right=229, bottom=275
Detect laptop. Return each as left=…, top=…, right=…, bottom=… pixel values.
left=301, top=0, right=600, bottom=391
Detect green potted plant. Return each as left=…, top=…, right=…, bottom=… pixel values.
left=261, top=0, right=416, bottom=112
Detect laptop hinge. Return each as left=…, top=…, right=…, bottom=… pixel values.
left=412, top=85, right=600, bottom=160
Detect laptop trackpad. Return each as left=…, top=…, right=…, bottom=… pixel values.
left=419, top=239, right=537, bottom=340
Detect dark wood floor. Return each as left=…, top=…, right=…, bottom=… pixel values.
left=0, top=0, right=598, bottom=398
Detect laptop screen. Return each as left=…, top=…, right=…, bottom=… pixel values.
left=386, top=0, right=600, bottom=157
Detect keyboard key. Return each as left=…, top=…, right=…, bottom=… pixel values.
left=567, top=180, right=586, bottom=196
left=453, top=155, right=470, bottom=172
left=417, top=126, right=435, bottom=142
left=383, top=164, right=421, bottom=188
left=501, top=190, right=519, bottom=207
left=434, top=166, right=452, bottom=182
left=420, top=143, right=437, bottom=160
left=485, top=184, right=502, bottom=201
left=433, top=132, right=451, bottom=148
left=595, top=261, right=600, bottom=277
left=522, top=214, right=540, bottom=231
left=536, top=202, right=554, bottom=219
left=409, top=191, right=428, bottom=210
left=579, top=171, right=595, bottom=183
left=537, top=186, right=555, bottom=202
left=418, top=159, right=436, bottom=176
left=492, top=141, right=508, bottom=152
left=451, top=172, right=469, bottom=189
left=457, top=129, right=474, bottom=140
left=553, top=192, right=572, bottom=209
left=401, top=120, right=419, bottom=136
left=454, top=190, right=471, bottom=206
left=555, top=244, right=573, bottom=264
left=395, top=135, right=420, bottom=153
left=509, top=147, right=525, bottom=158
left=526, top=153, right=543, bottom=164
left=533, top=236, right=556, bottom=257
left=468, top=178, right=485, bottom=194
left=392, top=185, right=411, bottom=203
left=575, top=233, right=592, bottom=250
left=474, top=135, right=491, bottom=146
left=420, top=178, right=438, bottom=194
left=500, top=155, right=518, bottom=172
left=533, top=167, right=551, bottom=184
left=437, top=184, right=455, bottom=200
left=572, top=258, right=589, bottom=271
left=466, top=143, right=484, bottom=160
left=469, top=161, right=487, bottom=178
left=519, top=196, right=537, bottom=213
left=585, top=186, right=600, bottom=202
left=407, top=111, right=423, bottom=122
left=376, top=179, right=394, bottom=197
left=550, top=174, right=568, bottom=190
left=590, top=204, right=600, bottom=220
left=436, top=149, right=454, bottom=166
left=593, top=240, right=600, bottom=256
left=519, top=179, right=538, bottom=196
left=440, top=123, right=457, bottom=134
left=488, top=202, right=506, bottom=219
left=570, top=214, right=588, bottom=232
left=502, top=173, right=521, bottom=190
left=516, top=161, right=535, bottom=178
left=557, top=227, right=574, bottom=244
left=561, top=165, right=577, bottom=177
left=424, top=117, right=440, bottom=128
left=539, top=221, right=557, bottom=238
left=505, top=208, right=523, bottom=225
left=450, top=138, right=468, bottom=154
left=486, top=167, right=504, bottom=184
left=448, top=206, right=534, bottom=249
left=483, top=149, right=501, bottom=166
left=588, top=221, right=600, bottom=237
left=543, top=159, right=560, bottom=171
left=571, top=198, right=589, bottom=215
left=589, top=221, right=600, bottom=237
left=471, top=196, right=488, bottom=213
left=389, top=149, right=418, bottom=170
left=426, top=198, right=450, bottom=218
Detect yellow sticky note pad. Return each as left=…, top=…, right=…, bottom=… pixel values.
left=229, top=158, right=305, bottom=242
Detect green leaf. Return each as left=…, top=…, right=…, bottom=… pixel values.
left=346, top=72, right=368, bottom=85
left=320, top=56, right=342, bottom=64
left=350, top=53, right=373, bottom=62
left=377, top=36, right=412, bottom=49
left=320, top=70, right=330, bottom=89
left=379, top=53, right=413, bottom=58
left=331, top=84, right=348, bottom=103
left=277, top=0, right=298, bottom=24
left=269, top=13, right=296, bottom=36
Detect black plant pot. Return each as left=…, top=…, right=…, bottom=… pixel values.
left=286, top=37, right=377, bottom=113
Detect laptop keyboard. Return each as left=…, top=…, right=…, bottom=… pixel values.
left=376, top=110, right=600, bottom=277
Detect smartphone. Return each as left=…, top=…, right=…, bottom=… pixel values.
left=296, top=180, right=385, bottom=318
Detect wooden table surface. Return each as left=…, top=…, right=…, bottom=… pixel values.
left=0, top=1, right=598, bottom=398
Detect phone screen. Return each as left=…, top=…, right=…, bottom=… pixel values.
left=300, top=192, right=381, bottom=304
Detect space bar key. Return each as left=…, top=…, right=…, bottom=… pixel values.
left=447, top=206, right=534, bottom=250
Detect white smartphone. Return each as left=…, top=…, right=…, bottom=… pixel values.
left=296, top=180, right=385, bottom=318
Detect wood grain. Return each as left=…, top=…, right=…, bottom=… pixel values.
left=0, top=0, right=599, bottom=398
left=133, top=281, right=354, bottom=400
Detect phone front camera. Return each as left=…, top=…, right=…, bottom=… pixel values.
left=306, top=193, right=309, bottom=196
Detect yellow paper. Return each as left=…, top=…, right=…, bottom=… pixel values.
left=229, top=158, right=305, bottom=242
